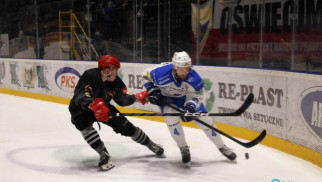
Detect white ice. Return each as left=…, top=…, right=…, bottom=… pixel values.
left=0, top=93, right=321, bottom=182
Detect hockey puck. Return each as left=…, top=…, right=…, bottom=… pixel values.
left=245, top=153, right=249, bottom=159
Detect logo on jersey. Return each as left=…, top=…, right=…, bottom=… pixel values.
left=84, top=85, right=93, bottom=97
left=122, top=88, right=128, bottom=94
left=298, top=87, right=322, bottom=143
left=55, top=67, right=81, bottom=92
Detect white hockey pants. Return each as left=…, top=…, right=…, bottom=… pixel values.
left=163, top=105, right=225, bottom=148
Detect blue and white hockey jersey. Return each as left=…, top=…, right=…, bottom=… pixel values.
left=143, top=63, right=207, bottom=112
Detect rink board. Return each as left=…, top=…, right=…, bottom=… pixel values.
left=0, top=58, right=321, bottom=167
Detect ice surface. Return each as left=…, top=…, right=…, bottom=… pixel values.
left=0, top=93, right=321, bottom=182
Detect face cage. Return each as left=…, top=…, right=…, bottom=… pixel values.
left=102, top=66, right=122, bottom=76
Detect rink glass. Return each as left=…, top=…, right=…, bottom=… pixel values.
left=0, top=0, right=321, bottom=73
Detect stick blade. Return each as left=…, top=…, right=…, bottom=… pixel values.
left=242, top=130, right=266, bottom=148
left=234, top=93, right=254, bottom=116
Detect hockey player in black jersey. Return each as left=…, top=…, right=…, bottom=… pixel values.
left=69, top=55, right=164, bottom=171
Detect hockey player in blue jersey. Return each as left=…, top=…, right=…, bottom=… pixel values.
left=143, top=51, right=237, bottom=166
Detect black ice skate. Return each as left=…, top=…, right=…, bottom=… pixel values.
left=98, top=151, right=115, bottom=171
left=148, top=142, right=165, bottom=157
left=219, top=145, right=237, bottom=161
left=180, top=146, right=191, bottom=167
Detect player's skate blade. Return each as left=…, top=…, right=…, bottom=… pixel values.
left=100, top=161, right=115, bottom=171
left=99, top=151, right=115, bottom=171
left=184, top=161, right=191, bottom=167
left=219, top=146, right=237, bottom=161
left=148, top=142, right=165, bottom=158
left=180, top=146, right=191, bottom=167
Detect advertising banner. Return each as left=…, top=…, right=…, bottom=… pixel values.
left=289, top=77, right=322, bottom=151
left=193, top=0, right=322, bottom=62
left=0, top=59, right=321, bottom=153
left=194, top=66, right=322, bottom=153
left=197, top=67, right=287, bottom=138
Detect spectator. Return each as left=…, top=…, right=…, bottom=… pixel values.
left=101, top=0, right=116, bottom=39
left=18, top=22, right=27, bottom=51
left=91, top=31, right=107, bottom=60
left=137, top=0, right=154, bottom=42
left=114, top=0, right=128, bottom=41
left=114, top=0, right=128, bottom=9
left=33, top=26, right=48, bottom=59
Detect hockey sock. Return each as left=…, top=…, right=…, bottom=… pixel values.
left=131, top=127, right=150, bottom=146
left=203, top=127, right=225, bottom=148
left=81, top=125, right=107, bottom=154
left=193, top=117, right=225, bottom=148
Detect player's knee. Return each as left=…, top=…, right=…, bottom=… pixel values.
left=164, top=116, right=181, bottom=126
left=115, top=120, right=136, bottom=137
left=71, top=111, right=95, bottom=131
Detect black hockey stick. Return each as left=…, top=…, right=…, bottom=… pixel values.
left=165, top=103, right=266, bottom=148
left=220, top=93, right=254, bottom=116
left=111, top=93, right=254, bottom=117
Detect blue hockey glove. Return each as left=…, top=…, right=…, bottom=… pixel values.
left=148, top=87, right=164, bottom=106
left=180, top=103, right=196, bottom=122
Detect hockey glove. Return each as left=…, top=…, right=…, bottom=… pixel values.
left=135, top=90, right=148, bottom=105
left=89, top=98, right=110, bottom=122
left=180, top=103, right=196, bottom=122
left=148, top=87, right=164, bottom=106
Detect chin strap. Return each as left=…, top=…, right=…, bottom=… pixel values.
left=101, top=70, right=111, bottom=78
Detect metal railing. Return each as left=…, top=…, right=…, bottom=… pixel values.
left=58, top=10, right=98, bottom=60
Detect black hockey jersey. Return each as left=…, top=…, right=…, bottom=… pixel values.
left=69, top=68, right=136, bottom=111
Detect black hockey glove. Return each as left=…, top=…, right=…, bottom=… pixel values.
left=180, top=103, right=196, bottom=122
left=148, top=87, right=164, bottom=106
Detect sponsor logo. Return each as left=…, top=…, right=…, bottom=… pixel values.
left=0, top=62, right=5, bottom=85
left=271, top=179, right=294, bottom=182
left=184, top=113, right=208, bottom=117
left=9, top=63, right=21, bottom=87
left=187, top=77, right=194, bottom=83
left=218, top=82, right=283, bottom=108
left=55, top=67, right=80, bottom=92
left=22, top=65, right=36, bottom=88
left=36, top=65, right=51, bottom=92
left=298, top=86, right=322, bottom=143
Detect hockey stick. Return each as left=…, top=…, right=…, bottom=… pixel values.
left=165, top=103, right=266, bottom=148
left=111, top=93, right=255, bottom=117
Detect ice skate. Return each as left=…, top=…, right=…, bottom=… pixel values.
left=148, top=142, right=165, bottom=157
left=180, top=146, right=191, bottom=167
left=219, top=145, right=237, bottom=161
left=98, top=151, right=115, bottom=171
